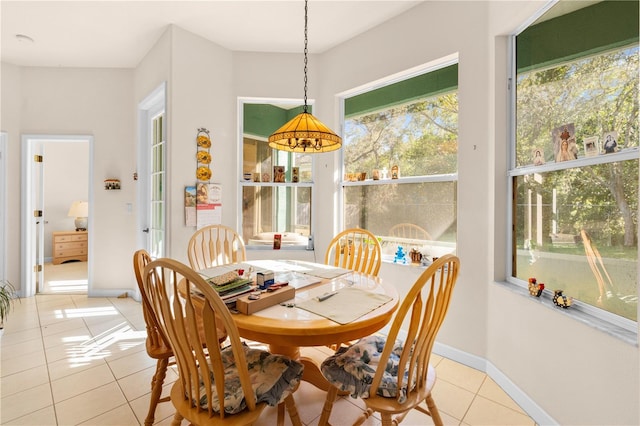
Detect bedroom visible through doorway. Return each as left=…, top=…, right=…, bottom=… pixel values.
left=21, top=135, right=93, bottom=297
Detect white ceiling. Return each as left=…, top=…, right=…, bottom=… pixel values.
left=1, top=0, right=424, bottom=68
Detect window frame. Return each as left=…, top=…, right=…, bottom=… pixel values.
left=337, top=56, right=459, bottom=260
left=506, top=3, right=639, bottom=337
left=237, top=97, right=316, bottom=250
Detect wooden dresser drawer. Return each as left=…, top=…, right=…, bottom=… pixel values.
left=54, top=242, right=87, bottom=254
left=52, top=230, right=88, bottom=265
left=54, top=247, right=88, bottom=257
left=54, top=234, right=87, bottom=242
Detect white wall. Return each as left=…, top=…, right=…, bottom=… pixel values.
left=167, top=26, right=235, bottom=264
left=16, top=67, right=136, bottom=295
left=133, top=25, right=171, bottom=270
left=0, top=62, right=22, bottom=289
left=133, top=25, right=171, bottom=105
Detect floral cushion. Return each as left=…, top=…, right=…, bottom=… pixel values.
left=321, top=335, right=415, bottom=403
left=195, top=343, right=304, bottom=414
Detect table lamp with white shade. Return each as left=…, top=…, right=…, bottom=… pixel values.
left=68, top=201, right=88, bottom=231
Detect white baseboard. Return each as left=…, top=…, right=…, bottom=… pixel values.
left=433, top=342, right=558, bottom=426
left=88, top=288, right=134, bottom=298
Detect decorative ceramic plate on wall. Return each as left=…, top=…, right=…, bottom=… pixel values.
left=196, top=150, right=212, bottom=164
left=196, top=166, right=211, bottom=181
left=197, top=135, right=211, bottom=148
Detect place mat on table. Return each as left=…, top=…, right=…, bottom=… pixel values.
left=295, top=287, right=392, bottom=324
left=285, top=261, right=352, bottom=280
left=301, top=267, right=352, bottom=280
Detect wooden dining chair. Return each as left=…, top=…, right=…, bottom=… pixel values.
left=188, top=225, right=246, bottom=270
left=318, top=254, right=460, bottom=426
left=324, top=228, right=382, bottom=277
left=133, top=250, right=228, bottom=426
left=388, top=223, right=433, bottom=241
left=133, top=249, right=173, bottom=426
left=142, top=257, right=304, bottom=426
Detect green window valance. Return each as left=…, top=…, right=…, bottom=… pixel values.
left=345, top=64, right=458, bottom=118
left=517, top=0, right=639, bottom=73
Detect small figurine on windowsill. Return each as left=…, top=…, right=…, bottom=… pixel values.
left=393, top=246, right=407, bottom=264
left=409, top=248, right=422, bottom=264
left=553, top=289, right=573, bottom=308
left=528, top=277, right=545, bottom=297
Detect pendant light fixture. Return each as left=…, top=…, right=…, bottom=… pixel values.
left=268, top=0, right=342, bottom=153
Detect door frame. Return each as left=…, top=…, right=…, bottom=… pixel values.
left=21, top=134, right=94, bottom=297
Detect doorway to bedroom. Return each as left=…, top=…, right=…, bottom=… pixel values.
left=22, top=135, right=92, bottom=296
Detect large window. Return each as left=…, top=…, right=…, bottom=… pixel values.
left=240, top=101, right=312, bottom=247
left=342, top=64, right=458, bottom=260
left=512, top=1, right=639, bottom=322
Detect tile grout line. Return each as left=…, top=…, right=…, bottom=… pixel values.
left=0, top=299, right=49, bottom=425
left=457, top=375, right=486, bottom=426
left=78, top=295, right=143, bottom=425
left=472, top=374, right=533, bottom=419
left=44, top=295, right=122, bottom=425
left=37, top=294, right=61, bottom=426
left=102, top=296, right=145, bottom=425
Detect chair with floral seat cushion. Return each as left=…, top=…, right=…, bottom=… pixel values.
left=133, top=250, right=229, bottom=426
left=318, top=254, right=460, bottom=426
left=142, top=257, right=303, bottom=426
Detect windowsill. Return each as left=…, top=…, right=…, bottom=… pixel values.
left=341, top=173, right=457, bottom=186
left=240, top=181, right=313, bottom=187
left=494, top=281, right=638, bottom=346
left=381, top=255, right=428, bottom=268
left=510, top=147, right=638, bottom=176
left=246, top=245, right=309, bottom=251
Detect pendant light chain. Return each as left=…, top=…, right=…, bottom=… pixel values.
left=267, top=0, right=342, bottom=152
left=303, top=0, right=309, bottom=113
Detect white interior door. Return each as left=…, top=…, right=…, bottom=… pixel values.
left=20, top=137, right=44, bottom=297
left=138, top=83, right=167, bottom=259
left=148, top=112, right=166, bottom=258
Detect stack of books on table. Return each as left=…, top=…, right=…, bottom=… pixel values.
left=202, top=270, right=255, bottom=306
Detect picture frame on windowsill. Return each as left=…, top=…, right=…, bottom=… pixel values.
left=583, top=136, right=599, bottom=157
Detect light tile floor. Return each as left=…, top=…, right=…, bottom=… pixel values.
left=1, top=294, right=536, bottom=425
left=40, top=261, right=88, bottom=294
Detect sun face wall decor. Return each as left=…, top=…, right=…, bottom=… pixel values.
left=196, top=128, right=212, bottom=182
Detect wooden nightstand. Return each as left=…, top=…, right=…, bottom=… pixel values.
left=52, top=230, right=88, bottom=265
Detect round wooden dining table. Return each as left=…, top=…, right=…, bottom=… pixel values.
left=228, top=266, right=399, bottom=391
